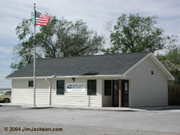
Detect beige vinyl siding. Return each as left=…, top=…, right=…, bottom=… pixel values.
left=12, top=79, right=49, bottom=105
left=12, top=79, right=33, bottom=104
left=11, top=88, right=33, bottom=104
left=12, top=78, right=102, bottom=107
left=125, top=57, right=168, bottom=107
left=51, top=78, right=102, bottom=107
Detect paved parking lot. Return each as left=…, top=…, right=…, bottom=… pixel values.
left=0, top=106, right=180, bottom=135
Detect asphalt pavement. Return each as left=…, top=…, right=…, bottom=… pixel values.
left=0, top=105, right=180, bottom=135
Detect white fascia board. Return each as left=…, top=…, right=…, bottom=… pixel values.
left=5, top=76, right=53, bottom=80
left=148, top=53, right=175, bottom=80
left=6, top=75, right=124, bottom=80
left=56, top=74, right=123, bottom=79
left=123, top=52, right=175, bottom=80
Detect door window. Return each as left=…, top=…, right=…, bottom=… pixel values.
left=122, top=80, right=129, bottom=107
left=104, top=80, right=111, bottom=95
left=113, top=80, right=119, bottom=106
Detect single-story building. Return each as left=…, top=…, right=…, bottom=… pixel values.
left=6, top=52, right=174, bottom=107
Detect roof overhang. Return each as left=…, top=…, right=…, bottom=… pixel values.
left=123, top=52, right=174, bottom=80
left=5, top=74, right=124, bottom=80
left=148, top=53, right=175, bottom=80
left=6, top=53, right=174, bottom=81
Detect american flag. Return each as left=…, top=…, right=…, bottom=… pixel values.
left=35, top=11, right=53, bottom=26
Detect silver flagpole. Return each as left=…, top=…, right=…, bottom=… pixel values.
left=33, top=3, right=36, bottom=107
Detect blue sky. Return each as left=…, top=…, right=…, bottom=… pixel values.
left=0, top=0, right=180, bottom=88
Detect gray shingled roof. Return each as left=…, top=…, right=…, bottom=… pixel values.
left=7, top=52, right=149, bottom=78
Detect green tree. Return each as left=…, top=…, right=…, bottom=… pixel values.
left=11, top=15, right=105, bottom=72
left=157, top=42, right=180, bottom=85
left=103, top=13, right=170, bottom=53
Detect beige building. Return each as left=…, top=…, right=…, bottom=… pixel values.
left=6, top=52, right=174, bottom=107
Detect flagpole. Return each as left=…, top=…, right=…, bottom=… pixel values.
left=33, top=3, right=36, bottom=107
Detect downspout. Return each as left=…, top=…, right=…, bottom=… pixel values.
left=88, top=95, right=90, bottom=107
left=45, top=78, right=51, bottom=105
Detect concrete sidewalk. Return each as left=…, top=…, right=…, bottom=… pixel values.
left=1, top=103, right=180, bottom=111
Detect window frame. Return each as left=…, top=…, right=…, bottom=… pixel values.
left=28, top=81, right=33, bottom=87
left=56, top=80, right=65, bottom=95
left=87, top=80, right=97, bottom=95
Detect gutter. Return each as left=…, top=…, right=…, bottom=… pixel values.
left=45, top=78, right=51, bottom=105
left=5, top=74, right=124, bottom=80
left=45, top=75, right=56, bottom=105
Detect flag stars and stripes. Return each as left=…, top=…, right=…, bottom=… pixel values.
left=35, top=11, right=53, bottom=26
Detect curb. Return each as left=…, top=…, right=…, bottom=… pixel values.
left=0, top=104, right=22, bottom=107
left=0, top=104, right=138, bottom=111
left=22, top=106, right=54, bottom=109
left=1, top=103, right=180, bottom=111
left=54, top=106, right=139, bottom=112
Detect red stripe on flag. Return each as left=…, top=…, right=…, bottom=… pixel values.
left=36, top=13, right=53, bottom=26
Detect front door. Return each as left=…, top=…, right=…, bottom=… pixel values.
left=122, top=80, right=129, bottom=107
left=113, top=80, right=119, bottom=106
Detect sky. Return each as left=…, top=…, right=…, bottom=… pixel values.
left=0, top=0, right=180, bottom=88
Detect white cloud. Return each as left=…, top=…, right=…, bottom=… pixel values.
left=0, top=0, right=180, bottom=88
left=1, top=0, right=180, bottom=38
left=0, top=72, right=12, bottom=88
left=0, top=75, right=11, bottom=88
left=0, top=47, right=12, bottom=54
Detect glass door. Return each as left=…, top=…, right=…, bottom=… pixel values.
left=113, top=80, right=119, bottom=106
left=122, top=80, right=129, bottom=107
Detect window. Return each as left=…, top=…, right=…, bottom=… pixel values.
left=57, top=80, right=65, bottom=95
left=104, top=80, right=111, bottom=95
left=28, top=81, right=33, bottom=87
left=5, top=91, right=11, bottom=95
left=87, top=80, right=96, bottom=95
